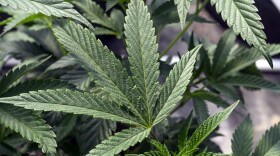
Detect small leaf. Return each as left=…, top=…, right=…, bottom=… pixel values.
left=187, top=101, right=239, bottom=151
left=88, top=127, right=151, bottom=156
left=178, top=111, right=193, bottom=150
left=232, top=116, right=253, bottom=156
left=252, top=123, right=280, bottom=156
left=193, top=97, right=209, bottom=125
left=174, top=0, right=192, bottom=29
left=150, top=140, right=171, bottom=156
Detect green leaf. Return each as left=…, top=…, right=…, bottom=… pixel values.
left=1, top=79, right=72, bottom=97
left=106, top=0, right=118, bottom=12
left=218, top=75, right=280, bottom=93
left=0, top=142, right=19, bottom=156
left=73, top=0, right=113, bottom=29
left=252, top=123, right=280, bottom=156
left=125, top=0, right=159, bottom=122
left=221, top=44, right=280, bottom=77
left=232, top=116, right=253, bottom=156
left=76, top=117, right=116, bottom=155
left=153, top=45, right=201, bottom=125
left=55, top=114, right=77, bottom=142
left=1, top=13, right=43, bottom=35
left=0, top=89, right=140, bottom=125
left=186, top=101, right=239, bottom=151
left=263, top=141, right=280, bottom=156
left=197, top=152, right=230, bottom=156
left=174, top=0, right=192, bottom=29
left=143, top=151, right=162, bottom=156
left=0, top=104, right=56, bottom=154
left=0, top=0, right=93, bottom=29
left=210, top=0, right=272, bottom=68
left=211, top=30, right=236, bottom=76
left=192, top=90, right=229, bottom=108
left=88, top=127, right=151, bottom=156
left=193, top=97, right=209, bottom=125
left=0, top=56, right=49, bottom=95
left=150, top=140, right=171, bottom=156
left=52, top=20, right=146, bottom=125
left=178, top=111, right=193, bottom=150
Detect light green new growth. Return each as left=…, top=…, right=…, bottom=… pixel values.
left=0, top=0, right=93, bottom=29
left=210, top=0, right=272, bottom=68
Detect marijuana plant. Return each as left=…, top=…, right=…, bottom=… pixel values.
left=0, top=0, right=279, bottom=155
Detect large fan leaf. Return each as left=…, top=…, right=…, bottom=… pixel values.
left=174, top=0, right=192, bottom=29
left=53, top=20, right=146, bottom=125
left=0, top=56, right=49, bottom=95
left=218, top=75, right=280, bottom=93
left=153, top=45, right=201, bottom=125
left=186, top=101, right=238, bottom=151
left=0, top=104, right=56, bottom=154
left=88, top=127, right=151, bottom=156
left=210, top=0, right=272, bottom=67
left=0, top=0, right=93, bottom=29
left=125, top=0, right=159, bottom=122
left=252, top=123, right=280, bottom=156
left=0, top=89, right=140, bottom=125
left=232, top=116, right=253, bottom=156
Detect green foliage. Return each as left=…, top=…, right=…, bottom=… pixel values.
left=0, top=0, right=279, bottom=155
left=210, top=0, right=272, bottom=67
left=0, top=0, right=93, bottom=29
left=231, top=116, right=253, bottom=156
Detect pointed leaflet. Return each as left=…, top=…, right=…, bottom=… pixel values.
left=150, top=140, right=171, bottom=156
left=178, top=111, right=193, bottom=150
left=211, top=30, right=236, bottom=76
left=52, top=20, right=146, bottom=125
left=0, top=104, right=56, bottom=154
left=174, top=0, right=192, bottom=29
left=252, top=123, right=280, bottom=156
left=0, top=0, right=93, bottom=29
left=263, top=141, right=280, bottom=156
left=125, top=0, right=159, bottom=122
left=0, top=56, right=49, bottom=95
left=77, top=117, right=116, bottom=155
left=0, top=89, right=140, bottom=125
left=232, top=116, right=253, bottom=156
left=186, top=101, right=238, bottom=151
left=88, top=127, right=151, bottom=156
left=218, top=75, right=280, bottom=93
left=210, top=0, right=272, bottom=67
left=153, top=45, right=201, bottom=125
left=192, top=90, right=229, bottom=108
left=193, top=98, right=209, bottom=125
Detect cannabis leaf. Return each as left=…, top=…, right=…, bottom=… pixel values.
left=0, top=104, right=57, bottom=153
left=0, top=0, right=93, bottom=29
left=210, top=0, right=272, bottom=67
left=88, top=127, right=151, bottom=156
left=252, top=123, right=280, bottom=156
left=125, top=0, right=159, bottom=123
left=178, top=111, right=193, bottom=150
left=231, top=116, right=253, bottom=156
left=193, top=97, right=209, bottom=125
left=187, top=101, right=239, bottom=151
left=174, top=0, right=192, bottom=29
left=153, top=45, right=201, bottom=125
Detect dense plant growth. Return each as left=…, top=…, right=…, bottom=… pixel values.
left=0, top=0, right=280, bottom=155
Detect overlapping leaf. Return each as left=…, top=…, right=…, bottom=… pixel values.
left=125, top=0, right=159, bottom=122
left=0, top=104, right=56, bottom=154
left=88, top=127, right=151, bottom=156
left=210, top=0, right=272, bottom=67
left=174, top=0, right=192, bottom=29
left=0, top=0, right=93, bottom=29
